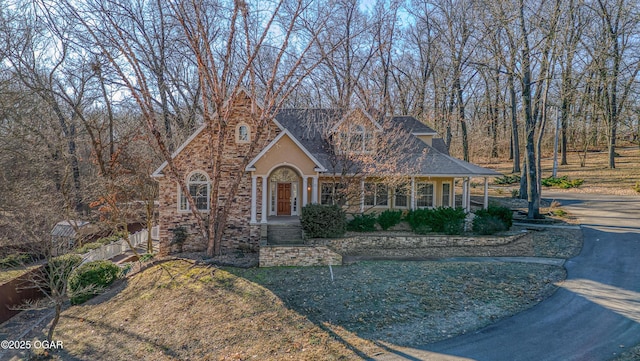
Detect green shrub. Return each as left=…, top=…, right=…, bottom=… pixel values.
left=442, top=218, right=464, bottom=235
left=633, top=181, right=640, bottom=193
left=139, top=253, right=154, bottom=262
left=475, top=205, right=513, bottom=229
left=48, top=254, right=83, bottom=287
left=413, top=224, right=433, bottom=235
left=74, top=242, right=104, bottom=255
left=376, top=210, right=403, bottom=230
left=0, top=253, right=33, bottom=269
left=494, top=174, right=521, bottom=185
left=171, top=226, right=188, bottom=245
left=300, top=204, right=346, bottom=238
left=347, top=213, right=377, bottom=232
left=95, top=232, right=128, bottom=245
left=473, top=214, right=507, bottom=235
left=541, top=175, right=584, bottom=189
left=406, top=207, right=466, bottom=234
left=68, top=260, right=121, bottom=305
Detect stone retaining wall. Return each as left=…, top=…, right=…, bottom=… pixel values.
left=259, top=232, right=527, bottom=267
left=308, top=232, right=527, bottom=255
left=259, top=245, right=341, bottom=267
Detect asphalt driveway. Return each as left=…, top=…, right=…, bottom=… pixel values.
left=374, top=191, right=640, bottom=361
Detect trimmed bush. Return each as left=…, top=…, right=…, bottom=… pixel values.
left=406, top=207, right=466, bottom=235
left=541, top=175, right=584, bottom=189
left=475, top=205, right=513, bottom=229
left=376, top=210, right=403, bottom=230
left=95, top=232, right=128, bottom=246
left=347, top=213, right=377, bottom=232
left=48, top=254, right=83, bottom=287
left=0, top=253, right=33, bottom=269
left=68, top=260, right=121, bottom=305
left=300, top=204, right=346, bottom=238
left=74, top=242, right=104, bottom=255
left=494, top=174, right=521, bottom=185
left=413, top=224, right=433, bottom=235
left=473, top=214, right=507, bottom=235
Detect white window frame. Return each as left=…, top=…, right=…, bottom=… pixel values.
left=364, top=182, right=388, bottom=207
left=441, top=182, right=452, bottom=207
left=236, top=123, right=251, bottom=143
left=416, top=182, right=435, bottom=208
left=394, top=185, right=409, bottom=208
left=320, top=181, right=346, bottom=206
left=179, top=171, right=211, bottom=212
left=337, top=124, right=375, bottom=155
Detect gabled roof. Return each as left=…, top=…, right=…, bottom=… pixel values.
left=152, top=123, right=208, bottom=178
left=328, top=108, right=384, bottom=133
left=151, top=106, right=501, bottom=179
left=391, top=116, right=437, bottom=135
left=245, top=129, right=327, bottom=172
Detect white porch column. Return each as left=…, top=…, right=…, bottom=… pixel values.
left=360, top=179, right=365, bottom=213
left=466, top=177, right=471, bottom=212
left=250, top=175, right=257, bottom=224
left=483, top=177, right=489, bottom=209
left=462, top=178, right=469, bottom=213
left=312, top=176, right=319, bottom=203
left=452, top=179, right=457, bottom=208
left=261, top=176, right=268, bottom=223
left=302, top=176, right=308, bottom=207
left=410, top=177, right=415, bottom=210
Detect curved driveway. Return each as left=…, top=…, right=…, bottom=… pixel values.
left=376, top=191, right=640, bottom=361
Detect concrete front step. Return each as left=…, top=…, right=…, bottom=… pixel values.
left=267, top=224, right=303, bottom=245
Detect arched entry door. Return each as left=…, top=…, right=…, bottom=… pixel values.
left=269, top=167, right=300, bottom=216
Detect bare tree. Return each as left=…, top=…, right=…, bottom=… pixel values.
left=54, top=0, right=338, bottom=257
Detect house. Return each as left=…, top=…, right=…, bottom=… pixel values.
left=151, top=92, right=501, bottom=255
left=50, top=220, right=92, bottom=255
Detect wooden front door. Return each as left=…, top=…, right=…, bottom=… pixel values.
left=277, top=183, right=292, bottom=215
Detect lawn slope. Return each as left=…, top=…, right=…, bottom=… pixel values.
left=53, top=259, right=364, bottom=360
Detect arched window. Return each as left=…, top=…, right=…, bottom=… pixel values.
left=179, top=172, right=210, bottom=211
left=236, top=123, right=251, bottom=143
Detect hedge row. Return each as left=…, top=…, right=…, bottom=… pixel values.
left=302, top=204, right=513, bottom=238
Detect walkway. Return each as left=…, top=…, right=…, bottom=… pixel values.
left=374, top=191, right=640, bottom=361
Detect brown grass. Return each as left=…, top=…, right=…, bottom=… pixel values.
left=0, top=264, right=40, bottom=285
left=477, top=147, right=640, bottom=195
left=52, top=259, right=369, bottom=360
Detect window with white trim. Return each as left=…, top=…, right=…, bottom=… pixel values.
left=442, top=182, right=451, bottom=207
left=364, top=182, right=388, bottom=206
left=321, top=182, right=346, bottom=206
left=416, top=182, right=434, bottom=208
left=337, top=124, right=375, bottom=154
left=179, top=172, right=210, bottom=211
left=394, top=185, right=408, bottom=208
left=236, top=123, right=250, bottom=143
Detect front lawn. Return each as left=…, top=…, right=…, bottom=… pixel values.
left=227, top=260, right=566, bottom=346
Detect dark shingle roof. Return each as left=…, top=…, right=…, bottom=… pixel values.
left=274, top=109, right=500, bottom=177
left=391, top=116, right=437, bottom=134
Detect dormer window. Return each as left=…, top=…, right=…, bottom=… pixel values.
left=236, top=123, right=251, bottom=143
left=338, top=124, right=375, bottom=154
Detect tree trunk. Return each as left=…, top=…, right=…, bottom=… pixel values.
left=48, top=303, right=61, bottom=342
left=509, top=73, right=520, bottom=173
left=518, top=0, right=540, bottom=219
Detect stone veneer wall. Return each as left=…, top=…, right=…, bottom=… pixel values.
left=259, top=245, right=342, bottom=267
left=156, top=94, right=278, bottom=256
left=308, top=232, right=527, bottom=255
left=258, top=232, right=527, bottom=267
